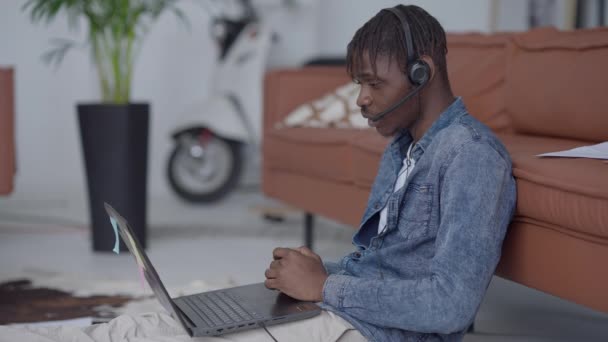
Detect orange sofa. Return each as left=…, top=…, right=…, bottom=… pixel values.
left=262, top=28, right=608, bottom=314
left=0, top=67, right=15, bottom=195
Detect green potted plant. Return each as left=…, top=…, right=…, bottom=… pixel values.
left=23, top=0, right=187, bottom=251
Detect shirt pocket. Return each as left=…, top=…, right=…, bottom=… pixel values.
left=397, top=183, right=433, bottom=240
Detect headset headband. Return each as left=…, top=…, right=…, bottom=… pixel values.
left=384, top=7, right=416, bottom=64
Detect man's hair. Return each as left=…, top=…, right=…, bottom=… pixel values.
left=346, top=5, right=448, bottom=82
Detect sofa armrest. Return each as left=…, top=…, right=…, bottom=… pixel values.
left=263, top=66, right=350, bottom=132
left=0, top=67, right=15, bottom=195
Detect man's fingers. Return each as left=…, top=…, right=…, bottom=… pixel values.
left=269, top=259, right=281, bottom=269
left=296, top=246, right=315, bottom=257
left=264, top=278, right=280, bottom=290
left=294, top=246, right=307, bottom=254
left=272, top=247, right=291, bottom=260
left=265, top=268, right=278, bottom=279
left=296, top=246, right=321, bottom=260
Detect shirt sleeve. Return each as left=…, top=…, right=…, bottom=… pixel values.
left=323, top=261, right=344, bottom=275
left=322, top=142, right=516, bottom=334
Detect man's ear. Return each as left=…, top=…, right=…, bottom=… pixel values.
left=419, top=55, right=436, bottom=83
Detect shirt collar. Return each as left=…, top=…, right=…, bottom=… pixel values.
left=390, top=97, right=467, bottom=161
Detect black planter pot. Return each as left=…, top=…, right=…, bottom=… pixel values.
left=78, top=103, right=149, bottom=252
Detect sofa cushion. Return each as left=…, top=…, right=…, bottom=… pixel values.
left=446, top=33, right=514, bottom=132
left=263, top=67, right=350, bottom=132
left=498, top=134, right=608, bottom=239
left=276, top=82, right=369, bottom=129
left=505, top=27, right=608, bottom=142
left=264, top=127, right=356, bottom=183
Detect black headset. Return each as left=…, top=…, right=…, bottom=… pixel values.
left=384, top=6, right=430, bottom=86
left=368, top=6, right=431, bottom=122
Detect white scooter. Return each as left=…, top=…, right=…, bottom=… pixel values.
left=167, top=0, right=274, bottom=202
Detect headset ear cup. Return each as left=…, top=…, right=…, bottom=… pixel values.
left=408, top=60, right=430, bottom=85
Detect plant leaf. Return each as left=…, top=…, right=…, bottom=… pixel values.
left=41, top=37, right=79, bottom=68
left=22, top=0, right=192, bottom=103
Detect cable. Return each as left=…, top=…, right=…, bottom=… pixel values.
left=260, top=322, right=279, bottom=342
left=0, top=212, right=86, bottom=229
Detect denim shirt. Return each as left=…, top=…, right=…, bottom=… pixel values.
left=319, top=98, right=517, bottom=342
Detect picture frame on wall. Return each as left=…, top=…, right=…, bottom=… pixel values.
left=490, top=0, right=579, bottom=32
left=529, top=0, right=577, bottom=30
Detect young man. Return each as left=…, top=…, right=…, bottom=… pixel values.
left=5, top=5, right=514, bottom=342
left=264, top=4, right=517, bottom=342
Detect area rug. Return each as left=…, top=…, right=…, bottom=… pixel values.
left=0, top=270, right=229, bottom=326
left=0, top=279, right=131, bottom=324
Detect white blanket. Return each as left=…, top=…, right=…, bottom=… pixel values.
left=0, top=312, right=195, bottom=342
left=0, top=311, right=363, bottom=342
left=0, top=272, right=363, bottom=341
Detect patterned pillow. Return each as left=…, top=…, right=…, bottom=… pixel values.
left=275, top=82, right=369, bottom=129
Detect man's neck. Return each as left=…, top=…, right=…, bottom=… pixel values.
left=409, top=90, right=456, bottom=144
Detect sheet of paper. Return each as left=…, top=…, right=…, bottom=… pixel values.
left=537, top=142, right=608, bottom=160
left=9, top=317, right=93, bottom=328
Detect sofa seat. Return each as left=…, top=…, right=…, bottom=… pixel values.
left=497, top=217, right=608, bottom=313
left=499, top=134, right=608, bottom=241
left=268, top=127, right=608, bottom=243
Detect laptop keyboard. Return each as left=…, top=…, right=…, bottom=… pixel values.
left=182, top=291, right=259, bottom=327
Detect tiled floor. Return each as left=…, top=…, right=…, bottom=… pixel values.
left=1, top=190, right=607, bottom=341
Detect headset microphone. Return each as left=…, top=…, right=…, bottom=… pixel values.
left=368, top=77, right=428, bottom=123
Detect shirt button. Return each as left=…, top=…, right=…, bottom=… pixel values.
left=354, top=252, right=361, bottom=258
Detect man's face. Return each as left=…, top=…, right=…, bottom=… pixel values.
left=354, top=52, right=420, bottom=137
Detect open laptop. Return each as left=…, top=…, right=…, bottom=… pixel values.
left=103, top=203, right=321, bottom=337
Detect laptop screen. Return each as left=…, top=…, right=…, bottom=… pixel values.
left=103, top=203, right=190, bottom=331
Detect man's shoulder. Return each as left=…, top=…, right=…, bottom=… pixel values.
left=442, top=112, right=489, bottom=141
left=434, top=113, right=511, bottom=165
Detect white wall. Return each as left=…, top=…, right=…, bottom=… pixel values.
left=1, top=1, right=97, bottom=203
left=317, top=0, right=493, bottom=57
left=0, top=0, right=496, bottom=222
left=261, top=0, right=320, bottom=67
left=491, top=0, right=604, bottom=32
left=0, top=0, right=217, bottom=212
left=580, top=0, right=608, bottom=28
left=493, top=0, right=530, bottom=31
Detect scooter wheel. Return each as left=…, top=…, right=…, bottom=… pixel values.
left=167, top=133, right=242, bottom=203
